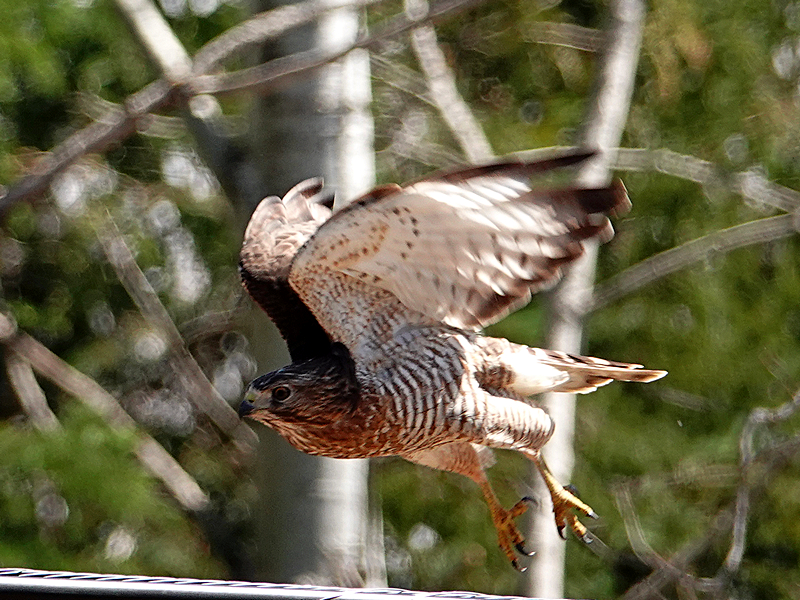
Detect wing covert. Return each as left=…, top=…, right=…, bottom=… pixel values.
left=289, top=151, right=631, bottom=339
left=240, top=178, right=335, bottom=361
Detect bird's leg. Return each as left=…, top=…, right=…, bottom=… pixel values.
left=474, top=478, right=535, bottom=570
left=402, top=443, right=534, bottom=571
left=527, top=449, right=597, bottom=542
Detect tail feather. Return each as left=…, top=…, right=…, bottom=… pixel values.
left=475, top=336, right=666, bottom=396
left=537, top=349, right=667, bottom=394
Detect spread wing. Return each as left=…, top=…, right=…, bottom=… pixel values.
left=239, top=178, right=335, bottom=361
left=289, top=151, right=630, bottom=348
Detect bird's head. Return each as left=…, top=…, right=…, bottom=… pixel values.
left=239, top=342, right=360, bottom=427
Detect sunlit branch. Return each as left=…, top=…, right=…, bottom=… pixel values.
left=95, top=216, right=258, bottom=451
left=590, top=213, right=798, bottom=312
left=113, top=0, right=254, bottom=203
left=405, top=0, right=494, bottom=162
left=193, top=0, right=385, bottom=75
left=113, top=0, right=193, bottom=82
left=514, top=145, right=800, bottom=312
left=190, top=0, right=491, bottom=96
left=0, top=0, right=487, bottom=215
left=0, top=313, right=210, bottom=513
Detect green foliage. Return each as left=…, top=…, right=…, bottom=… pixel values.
left=0, top=404, right=224, bottom=575
left=1, top=0, right=800, bottom=596
left=0, top=0, right=246, bottom=580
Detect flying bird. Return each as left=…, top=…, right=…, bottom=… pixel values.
left=238, top=151, right=666, bottom=569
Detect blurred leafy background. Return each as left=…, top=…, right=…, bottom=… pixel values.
left=0, top=0, right=799, bottom=598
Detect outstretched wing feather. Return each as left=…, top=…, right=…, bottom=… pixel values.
left=290, top=153, right=630, bottom=341
left=239, top=178, right=335, bottom=361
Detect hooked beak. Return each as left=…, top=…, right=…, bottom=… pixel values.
left=238, top=399, right=255, bottom=418
left=238, top=387, right=257, bottom=418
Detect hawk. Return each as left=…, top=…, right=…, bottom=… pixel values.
left=238, top=151, right=666, bottom=570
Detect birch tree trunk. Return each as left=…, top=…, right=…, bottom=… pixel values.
left=247, top=0, right=378, bottom=585
left=525, top=0, right=645, bottom=596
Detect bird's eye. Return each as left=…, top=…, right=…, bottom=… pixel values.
left=272, top=386, right=291, bottom=402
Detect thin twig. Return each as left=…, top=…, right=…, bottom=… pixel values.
left=371, top=55, right=437, bottom=108
left=0, top=313, right=210, bottom=513
left=591, top=213, right=798, bottom=312
left=405, top=0, right=494, bottom=162
left=621, top=505, right=734, bottom=600
left=76, top=93, right=187, bottom=138
left=0, top=0, right=486, bottom=214
left=5, top=351, right=62, bottom=433
left=614, top=485, right=671, bottom=571
left=95, top=216, right=258, bottom=450
left=190, top=0, right=491, bottom=96
left=525, top=21, right=605, bottom=53
left=614, top=148, right=800, bottom=213
left=622, top=394, right=800, bottom=599
left=0, top=80, right=173, bottom=216
left=113, top=0, right=252, bottom=203
left=193, top=0, right=384, bottom=74
left=719, top=388, right=800, bottom=578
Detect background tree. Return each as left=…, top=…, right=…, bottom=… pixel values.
left=244, top=0, right=377, bottom=584
left=0, top=0, right=799, bottom=599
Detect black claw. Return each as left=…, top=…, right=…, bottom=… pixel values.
left=557, top=524, right=567, bottom=540
left=521, top=496, right=535, bottom=504
left=564, top=483, right=580, bottom=497
left=515, top=542, right=535, bottom=557
left=511, top=559, right=527, bottom=573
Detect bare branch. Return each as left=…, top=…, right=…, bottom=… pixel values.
left=5, top=351, right=61, bottom=433
left=516, top=147, right=800, bottom=312
left=190, top=0, right=491, bottom=96
left=621, top=506, right=734, bottom=600
left=193, top=0, right=384, bottom=75
left=405, top=0, right=494, bottom=162
left=591, top=213, right=798, bottom=312
left=614, top=148, right=800, bottom=213
left=76, top=93, right=187, bottom=138
left=0, top=80, right=173, bottom=217
left=0, top=313, right=210, bottom=513
left=622, top=392, right=800, bottom=599
left=720, top=388, right=800, bottom=578
left=96, top=216, right=258, bottom=450
left=0, top=0, right=484, bottom=214
left=614, top=485, right=671, bottom=571
left=113, top=0, right=193, bottom=82
left=519, top=146, right=800, bottom=214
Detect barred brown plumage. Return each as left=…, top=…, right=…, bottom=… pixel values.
left=238, top=150, right=666, bottom=570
